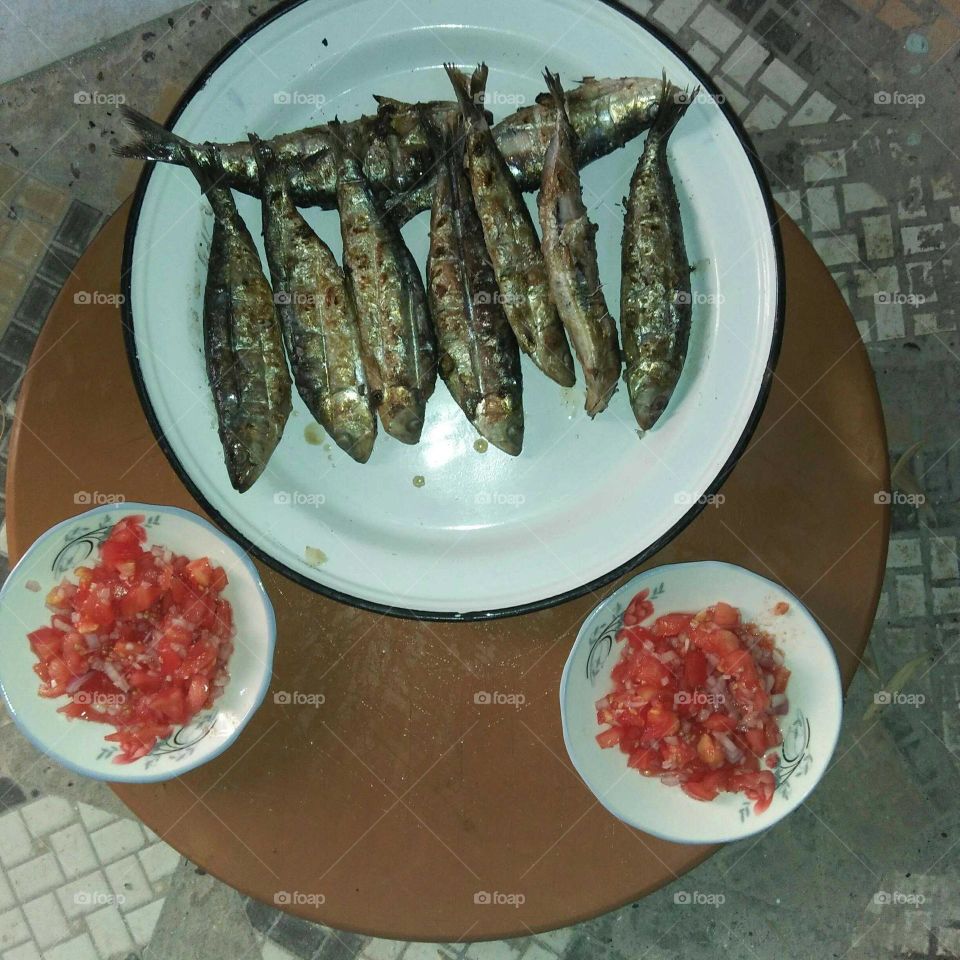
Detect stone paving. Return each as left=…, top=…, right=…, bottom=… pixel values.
left=0, top=0, right=957, bottom=958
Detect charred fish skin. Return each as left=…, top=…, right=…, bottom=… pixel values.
left=538, top=69, right=621, bottom=417
left=498, top=75, right=662, bottom=190
left=620, top=78, right=695, bottom=431
left=423, top=111, right=524, bottom=456
left=446, top=63, right=575, bottom=388
left=117, top=76, right=660, bottom=223
left=181, top=142, right=292, bottom=492
left=249, top=134, right=377, bottom=464
left=329, top=118, right=437, bottom=445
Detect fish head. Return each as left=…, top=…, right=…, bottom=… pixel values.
left=324, top=390, right=378, bottom=464
left=626, top=359, right=682, bottom=431
left=475, top=393, right=524, bottom=456
left=379, top=386, right=425, bottom=445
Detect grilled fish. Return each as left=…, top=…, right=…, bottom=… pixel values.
left=329, top=118, right=437, bottom=444
left=180, top=141, right=291, bottom=492
left=423, top=111, right=524, bottom=456
left=117, top=75, right=661, bottom=223
left=446, top=63, right=575, bottom=388
left=249, top=134, right=376, bottom=463
left=621, top=77, right=695, bottom=430
left=538, top=70, right=620, bottom=416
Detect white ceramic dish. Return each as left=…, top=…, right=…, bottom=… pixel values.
left=123, top=0, right=782, bottom=618
left=560, top=562, right=843, bottom=843
left=0, top=503, right=275, bottom=783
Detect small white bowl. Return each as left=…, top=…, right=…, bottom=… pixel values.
left=0, top=503, right=276, bottom=783
left=560, top=561, right=843, bottom=843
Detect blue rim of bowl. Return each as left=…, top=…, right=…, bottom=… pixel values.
left=118, top=0, right=787, bottom=622
left=0, top=502, right=277, bottom=784
left=559, top=560, right=844, bottom=844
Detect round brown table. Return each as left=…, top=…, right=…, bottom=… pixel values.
left=6, top=200, right=888, bottom=941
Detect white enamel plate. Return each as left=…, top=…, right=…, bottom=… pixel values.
left=123, top=0, right=783, bottom=619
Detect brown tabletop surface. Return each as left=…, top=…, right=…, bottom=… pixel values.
left=6, top=199, right=888, bottom=941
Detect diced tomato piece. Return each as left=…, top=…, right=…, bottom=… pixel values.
left=628, top=747, right=662, bottom=775
left=743, top=727, right=768, bottom=756
left=184, top=557, right=213, bottom=588
left=771, top=666, right=791, bottom=695
left=683, top=650, right=708, bottom=688
left=28, top=628, right=63, bottom=661
left=703, top=712, right=737, bottom=733
left=209, top=566, right=228, bottom=593
left=118, top=582, right=161, bottom=617
left=683, top=777, right=721, bottom=802
left=697, top=733, right=724, bottom=768
left=653, top=612, right=694, bottom=637
left=596, top=727, right=622, bottom=749
left=643, top=705, right=679, bottom=742
left=691, top=627, right=740, bottom=656
left=710, top=602, right=740, bottom=628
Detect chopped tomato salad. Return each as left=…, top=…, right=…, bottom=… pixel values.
left=595, top=591, right=790, bottom=814
left=29, top=516, right=235, bottom=763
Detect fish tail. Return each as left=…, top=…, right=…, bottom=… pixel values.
left=445, top=63, right=488, bottom=124
left=650, top=73, right=696, bottom=141
left=542, top=68, right=568, bottom=119
left=114, top=105, right=190, bottom=162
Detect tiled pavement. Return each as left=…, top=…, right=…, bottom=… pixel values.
left=0, top=0, right=958, bottom=958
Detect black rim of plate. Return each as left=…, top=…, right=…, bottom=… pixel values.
left=120, top=0, right=787, bottom=622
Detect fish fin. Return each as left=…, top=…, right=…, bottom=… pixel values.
left=649, top=74, right=696, bottom=141
left=114, top=105, right=189, bottom=162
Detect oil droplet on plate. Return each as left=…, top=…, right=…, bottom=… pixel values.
left=304, top=423, right=324, bottom=445
left=473, top=438, right=488, bottom=453
left=305, top=546, right=327, bottom=566
left=412, top=475, right=425, bottom=488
